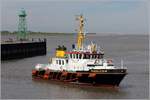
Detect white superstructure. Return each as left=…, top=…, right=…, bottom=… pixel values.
left=35, top=15, right=125, bottom=72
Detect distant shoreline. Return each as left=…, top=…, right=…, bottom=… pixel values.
left=1, top=31, right=97, bottom=36
left=1, top=31, right=148, bottom=36
left=1, top=32, right=74, bottom=35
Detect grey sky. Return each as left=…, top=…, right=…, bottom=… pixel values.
left=1, top=0, right=149, bottom=34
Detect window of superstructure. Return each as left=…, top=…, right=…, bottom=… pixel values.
left=88, top=54, right=90, bottom=59
left=73, top=54, right=76, bottom=59
left=83, top=54, right=86, bottom=59
left=76, top=54, right=79, bottom=59
left=87, top=54, right=90, bottom=59
left=70, top=54, right=72, bottom=58
left=83, top=54, right=90, bottom=59
left=99, top=54, right=102, bottom=59
left=62, top=60, right=64, bottom=65
left=90, top=54, right=92, bottom=59
left=66, top=54, right=68, bottom=58
left=94, top=54, right=96, bottom=59
left=56, top=60, right=58, bottom=64
left=59, top=60, right=61, bottom=65
left=79, top=54, right=82, bottom=59
left=85, top=54, right=88, bottom=59
left=92, top=54, right=94, bottom=59
left=91, top=54, right=92, bottom=59
left=66, top=59, right=68, bottom=63
left=95, top=54, right=97, bottom=59
left=97, top=54, right=100, bottom=59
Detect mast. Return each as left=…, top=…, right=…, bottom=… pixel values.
left=76, top=15, right=85, bottom=50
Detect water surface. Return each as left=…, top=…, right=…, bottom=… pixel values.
left=1, top=34, right=149, bottom=99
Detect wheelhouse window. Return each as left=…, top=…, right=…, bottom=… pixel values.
left=94, top=54, right=96, bottom=59
left=92, top=54, right=95, bottom=59
left=101, top=54, right=104, bottom=58
left=91, top=54, right=98, bottom=59
left=83, top=54, right=90, bottom=59
left=88, top=54, right=90, bottom=59
left=97, top=54, right=100, bottom=59
left=83, top=54, right=86, bottom=59
left=90, top=54, right=92, bottom=59
left=80, top=53, right=102, bottom=59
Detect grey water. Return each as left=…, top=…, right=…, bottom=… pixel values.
left=1, top=34, right=149, bottom=99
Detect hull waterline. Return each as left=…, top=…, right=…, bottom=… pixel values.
left=32, top=69, right=127, bottom=87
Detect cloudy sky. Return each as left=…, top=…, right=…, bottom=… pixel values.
left=1, top=0, right=149, bottom=34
